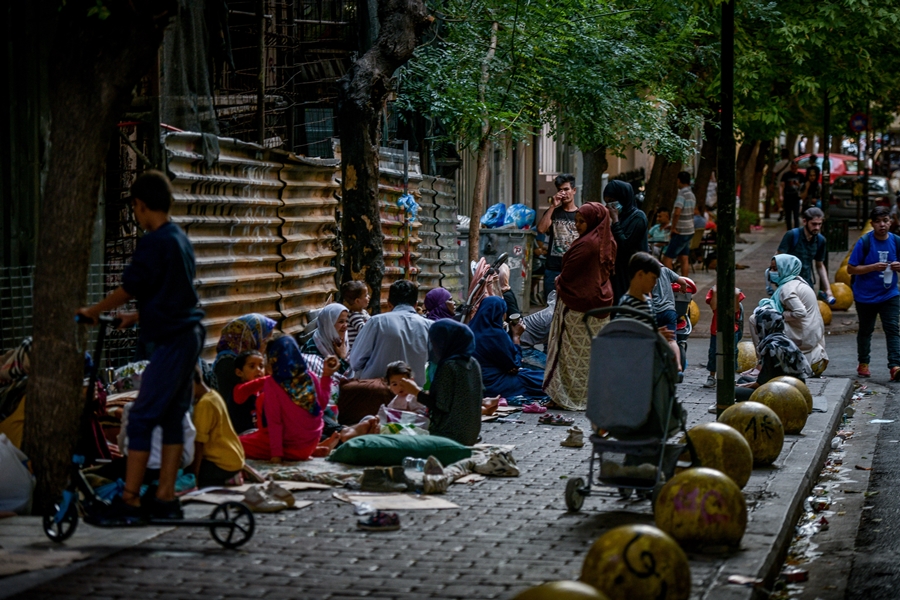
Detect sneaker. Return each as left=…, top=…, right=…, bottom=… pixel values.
left=891, top=366, right=900, bottom=382
left=474, top=451, right=520, bottom=477
left=703, top=375, right=716, bottom=389
left=560, top=426, right=585, bottom=448
left=143, top=495, right=184, bottom=520
left=677, top=372, right=684, bottom=384
left=858, top=363, right=871, bottom=378
left=242, top=486, right=288, bottom=513
left=359, top=468, right=408, bottom=493
left=84, top=495, right=147, bottom=526
left=707, top=403, right=718, bottom=414
left=423, top=456, right=445, bottom=476
left=264, top=481, right=295, bottom=508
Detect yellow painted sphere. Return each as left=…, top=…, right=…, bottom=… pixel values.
left=750, top=381, right=808, bottom=434
left=688, top=300, right=700, bottom=327
left=835, top=265, right=851, bottom=287
left=831, top=282, right=854, bottom=311
left=684, top=423, right=753, bottom=489
left=581, top=524, right=691, bottom=600
left=654, top=467, right=747, bottom=547
left=511, top=581, right=610, bottom=600
left=770, top=375, right=814, bottom=414
left=840, top=253, right=851, bottom=269
left=718, top=401, right=784, bottom=466
left=818, top=300, right=832, bottom=326
left=737, top=341, right=757, bottom=373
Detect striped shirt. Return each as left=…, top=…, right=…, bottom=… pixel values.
left=347, top=310, right=370, bottom=352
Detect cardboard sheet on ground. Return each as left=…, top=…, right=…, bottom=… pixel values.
left=333, top=492, right=459, bottom=510
left=0, top=549, right=90, bottom=577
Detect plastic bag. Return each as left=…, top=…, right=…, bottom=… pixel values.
left=0, top=433, right=34, bottom=513
left=480, top=203, right=507, bottom=229
left=504, top=204, right=535, bottom=228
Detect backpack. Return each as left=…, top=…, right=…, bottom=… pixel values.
left=849, top=231, right=900, bottom=287
left=785, top=228, right=824, bottom=285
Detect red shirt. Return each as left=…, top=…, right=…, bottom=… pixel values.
left=706, top=289, right=745, bottom=335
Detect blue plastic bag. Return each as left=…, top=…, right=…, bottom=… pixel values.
left=505, top=204, right=536, bottom=228
left=480, top=203, right=507, bottom=228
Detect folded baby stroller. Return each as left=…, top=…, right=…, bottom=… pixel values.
left=564, top=306, right=696, bottom=511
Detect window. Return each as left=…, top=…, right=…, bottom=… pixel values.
left=302, top=108, right=334, bottom=158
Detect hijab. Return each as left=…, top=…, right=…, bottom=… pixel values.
left=312, top=303, right=349, bottom=357
left=753, top=308, right=813, bottom=379
left=266, top=336, right=320, bottom=415
left=215, top=314, right=277, bottom=364
left=766, top=254, right=804, bottom=313
left=466, top=258, right=500, bottom=318
left=555, top=202, right=617, bottom=313
left=604, top=179, right=637, bottom=220
left=467, top=296, right=517, bottom=365
left=429, top=319, right=476, bottom=365
left=425, top=288, right=456, bottom=321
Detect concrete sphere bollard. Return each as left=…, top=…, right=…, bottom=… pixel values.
left=749, top=381, right=808, bottom=434
left=718, top=401, right=785, bottom=466
left=683, top=422, right=754, bottom=489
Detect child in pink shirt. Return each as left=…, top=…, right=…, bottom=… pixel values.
left=236, top=335, right=336, bottom=462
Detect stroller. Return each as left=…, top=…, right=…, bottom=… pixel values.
left=673, top=277, right=698, bottom=373
left=564, top=306, right=696, bottom=511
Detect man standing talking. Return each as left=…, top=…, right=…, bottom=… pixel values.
left=776, top=207, right=835, bottom=303
left=537, top=174, right=579, bottom=294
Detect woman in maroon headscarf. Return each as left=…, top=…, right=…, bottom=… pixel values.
left=543, top=202, right=617, bottom=410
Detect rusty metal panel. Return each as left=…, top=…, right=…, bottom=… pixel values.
left=429, top=176, right=465, bottom=300
left=166, top=133, right=285, bottom=357
left=277, top=156, right=340, bottom=338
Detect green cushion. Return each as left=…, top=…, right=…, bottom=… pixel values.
left=328, top=434, right=472, bottom=466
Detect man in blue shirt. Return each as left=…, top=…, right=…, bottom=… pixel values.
left=848, top=206, right=900, bottom=380
left=350, top=279, right=431, bottom=385
left=776, top=207, right=834, bottom=303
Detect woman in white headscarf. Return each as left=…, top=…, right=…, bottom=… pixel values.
left=302, top=303, right=352, bottom=377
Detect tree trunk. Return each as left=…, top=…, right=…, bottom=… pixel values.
left=338, top=0, right=431, bottom=313
left=831, top=136, right=842, bottom=154
left=694, top=119, right=719, bottom=211
left=751, top=139, right=772, bottom=217
left=581, top=146, right=608, bottom=204
left=737, top=141, right=759, bottom=231
left=23, top=0, right=174, bottom=513
left=466, top=20, right=498, bottom=266
left=643, top=155, right=682, bottom=215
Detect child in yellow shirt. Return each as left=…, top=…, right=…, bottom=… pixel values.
left=190, top=366, right=245, bottom=487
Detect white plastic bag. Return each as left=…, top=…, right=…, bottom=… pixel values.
left=0, top=433, right=34, bottom=513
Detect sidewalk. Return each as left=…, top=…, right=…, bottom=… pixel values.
left=7, top=372, right=852, bottom=600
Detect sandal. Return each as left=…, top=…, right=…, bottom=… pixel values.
left=538, top=413, right=554, bottom=425
left=549, top=414, right=574, bottom=426
left=522, top=402, right=547, bottom=414
left=357, top=511, right=401, bottom=532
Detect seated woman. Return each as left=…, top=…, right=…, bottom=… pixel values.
left=736, top=308, right=812, bottom=402
left=424, top=288, right=457, bottom=321
left=236, top=335, right=336, bottom=462
left=214, top=314, right=277, bottom=434
left=396, top=320, right=487, bottom=446
left=0, top=338, right=30, bottom=449
left=468, top=296, right=545, bottom=400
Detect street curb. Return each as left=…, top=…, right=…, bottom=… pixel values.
left=702, top=377, right=853, bottom=600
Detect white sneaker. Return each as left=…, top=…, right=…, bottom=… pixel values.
left=474, top=451, right=520, bottom=477
left=242, top=486, right=288, bottom=513
left=703, top=375, right=716, bottom=389
left=264, top=481, right=295, bottom=508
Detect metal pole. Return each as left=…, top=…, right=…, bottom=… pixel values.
left=863, top=100, right=870, bottom=225
left=257, top=0, right=266, bottom=146
left=858, top=120, right=864, bottom=228
left=822, top=91, right=831, bottom=272
left=716, top=0, right=736, bottom=415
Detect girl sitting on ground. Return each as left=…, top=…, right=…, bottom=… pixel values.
left=735, top=308, right=812, bottom=402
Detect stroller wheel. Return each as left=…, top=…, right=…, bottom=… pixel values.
left=43, top=495, right=79, bottom=543
left=618, top=488, right=634, bottom=500
left=565, top=477, right=587, bottom=512
left=209, top=501, right=255, bottom=549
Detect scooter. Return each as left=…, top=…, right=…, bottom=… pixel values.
left=673, top=278, right=698, bottom=373
left=43, top=315, right=255, bottom=549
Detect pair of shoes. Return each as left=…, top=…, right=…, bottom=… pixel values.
left=858, top=363, right=871, bottom=378
left=560, top=426, right=584, bottom=448
left=359, top=467, right=408, bottom=493
left=703, top=375, right=716, bottom=389
left=891, top=366, right=900, bottom=382
left=538, top=413, right=574, bottom=426
left=84, top=495, right=147, bottom=526
left=522, top=402, right=547, bottom=413
left=242, top=485, right=289, bottom=513
left=357, top=511, right=400, bottom=531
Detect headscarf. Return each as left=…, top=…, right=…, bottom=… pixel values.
left=425, top=288, right=456, bottom=321
left=429, top=319, right=476, bottom=365
left=0, top=337, right=31, bottom=382
left=555, top=202, right=617, bottom=313
left=764, top=254, right=804, bottom=313
left=604, top=179, right=637, bottom=220
left=215, top=314, right=277, bottom=364
left=467, top=296, right=518, bottom=370
left=753, top=308, right=813, bottom=379
left=266, top=336, right=320, bottom=415
left=466, top=258, right=500, bottom=318
left=312, top=303, right=349, bottom=357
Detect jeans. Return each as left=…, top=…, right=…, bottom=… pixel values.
left=856, top=295, right=900, bottom=368
left=707, top=329, right=744, bottom=373
left=543, top=269, right=561, bottom=298
left=520, top=347, right=547, bottom=370
left=784, top=201, right=801, bottom=230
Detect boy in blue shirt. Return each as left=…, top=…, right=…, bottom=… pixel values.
left=848, top=206, right=900, bottom=380
left=78, top=171, right=204, bottom=524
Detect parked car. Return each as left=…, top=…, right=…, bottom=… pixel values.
left=828, top=175, right=893, bottom=220
left=795, top=153, right=860, bottom=184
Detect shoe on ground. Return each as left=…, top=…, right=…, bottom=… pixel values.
left=84, top=495, right=147, bottom=526
left=424, top=456, right=444, bottom=476
left=264, top=481, right=295, bottom=508
left=707, top=403, right=718, bottom=414
left=474, top=451, right=520, bottom=477
left=703, top=375, right=716, bottom=389
left=560, top=426, right=585, bottom=448
left=359, top=468, right=408, bottom=493
left=891, top=366, right=900, bottom=382
left=858, top=363, right=871, bottom=378
left=242, top=486, right=288, bottom=513
left=357, top=510, right=400, bottom=531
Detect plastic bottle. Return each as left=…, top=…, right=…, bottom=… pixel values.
left=885, top=264, right=894, bottom=289
left=402, top=457, right=426, bottom=471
